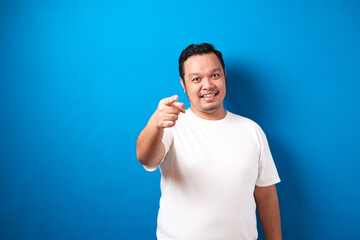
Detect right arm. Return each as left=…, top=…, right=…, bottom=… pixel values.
left=136, top=95, right=185, bottom=168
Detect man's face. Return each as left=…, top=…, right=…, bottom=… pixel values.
left=181, top=53, right=226, bottom=119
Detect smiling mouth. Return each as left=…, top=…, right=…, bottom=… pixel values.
left=201, top=92, right=218, bottom=98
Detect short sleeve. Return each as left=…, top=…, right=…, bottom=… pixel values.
left=143, top=127, right=174, bottom=172
left=254, top=125, right=281, bottom=186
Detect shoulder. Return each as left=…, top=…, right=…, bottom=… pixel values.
left=226, top=111, right=267, bottom=141
left=226, top=111, right=261, bottom=129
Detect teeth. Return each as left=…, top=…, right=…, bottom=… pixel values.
left=203, top=94, right=215, bottom=98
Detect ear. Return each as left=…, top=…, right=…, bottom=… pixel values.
left=180, top=77, right=186, bottom=93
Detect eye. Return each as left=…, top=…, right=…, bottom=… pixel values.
left=192, top=77, right=200, bottom=82
left=212, top=73, right=220, bottom=78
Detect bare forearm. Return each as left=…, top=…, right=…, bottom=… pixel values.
left=255, top=185, right=282, bottom=240
left=136, top=95, right=185, bottom=168
left=136, top=115, right=165, bottom=167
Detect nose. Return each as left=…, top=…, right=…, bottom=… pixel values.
left=202, top=77, right=214, bottom=89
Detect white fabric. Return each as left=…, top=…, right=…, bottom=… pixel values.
left=144, top=109, right=280, bottom=240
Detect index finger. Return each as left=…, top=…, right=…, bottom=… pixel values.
left=162, top=95, right=179, bottom=106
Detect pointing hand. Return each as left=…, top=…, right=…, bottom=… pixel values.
left=154, top=95, right=185, bottom=129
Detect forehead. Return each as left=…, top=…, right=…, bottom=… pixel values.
left=183, top=53, right=223, bottom=76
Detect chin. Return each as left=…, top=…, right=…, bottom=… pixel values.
left=201, top=104, right=219, bottom=113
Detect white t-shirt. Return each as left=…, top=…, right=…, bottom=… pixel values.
left=145, top=109, right=280, bottom=240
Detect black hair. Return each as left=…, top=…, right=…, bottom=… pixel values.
left=178, top=43, right=225, bottom=82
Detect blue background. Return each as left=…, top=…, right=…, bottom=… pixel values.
left=1, top=0, right=359, bottom=239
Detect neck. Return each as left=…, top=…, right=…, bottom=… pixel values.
left=190, top=107, right=227, bottom=120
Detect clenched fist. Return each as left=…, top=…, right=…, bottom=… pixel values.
left=153, top=95, right=185, bottom=128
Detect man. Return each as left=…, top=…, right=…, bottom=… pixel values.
left=136, top=43, right=282, bottom=240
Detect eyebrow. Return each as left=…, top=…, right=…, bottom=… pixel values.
left=211, top=67, right=222, bottom=73
left=188, top=68, right=223, bottom=77
left=188, top=72, right=200, bottom=77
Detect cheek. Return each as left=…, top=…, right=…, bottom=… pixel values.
left=188, top=86, right=200, bottom=96
left=220, top=81, right=227, bottom=92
